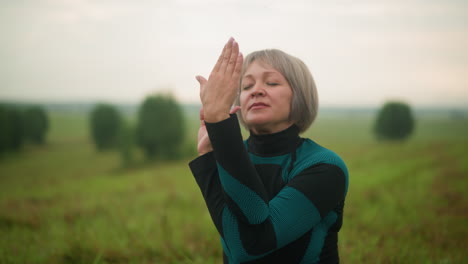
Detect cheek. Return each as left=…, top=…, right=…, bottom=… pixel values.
left=274, top=89, right=292, bottom=105
left=278, top=91, right=293, bottom=115
left=239, top=94, right=249, bottom=118
left=285, top=94, right=293, bottom=107
left=239, top=93, right=248, bottom=109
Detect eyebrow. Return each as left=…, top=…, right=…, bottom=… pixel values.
left=242, top=71, right=279, bottom=79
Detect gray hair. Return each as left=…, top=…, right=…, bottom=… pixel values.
left=236, top=49, right=319, bottom=133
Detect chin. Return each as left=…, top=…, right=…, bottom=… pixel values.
left=245, top=113, right=271, bottom=123
left=244, top=118, right=273, bottom=130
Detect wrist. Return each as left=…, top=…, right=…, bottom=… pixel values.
left=203, top=107, right=230, bottom=123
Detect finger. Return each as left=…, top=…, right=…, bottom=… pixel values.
left=199, top=107, right=204, bottom=121
left=234, top=52, right=243, bottom=74
left=229, top=106, right=241, bottom=114
left=201, top=133, right=209, bottom=143
left=196, top=75, right=207, bottom=87
left=232, top=52, right=244, bottom=87
left=198, top=133, right=211, bottom=153
left=199, top=108, right=207, bottom=126
left=212, top=38, right=231, bottom=73
left=225, top=40, right=240, bottom=75
left=198, top=133, right=209, bottom=146
left=219, top=37, right=234, bottom=74
left=196, top=75, right=208, bottom=95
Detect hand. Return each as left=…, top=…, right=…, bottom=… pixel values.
left=197, top=108, right=210, bottom=156
left=196, top=37, right=243, bottom=123
left=197, top=106, right=240, bottom=156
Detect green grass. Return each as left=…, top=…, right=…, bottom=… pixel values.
left=0, top=112, right=467, bottom=263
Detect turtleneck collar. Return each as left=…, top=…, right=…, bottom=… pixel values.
left=247, top=125, right=302, bottom=157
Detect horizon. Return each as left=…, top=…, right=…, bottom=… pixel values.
left=1, top=98, right=467, bottom=111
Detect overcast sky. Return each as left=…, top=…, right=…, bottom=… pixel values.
left=1, top=0, right=467, bottom=107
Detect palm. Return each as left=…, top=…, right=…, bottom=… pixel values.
left=196, top=37, right=243, bottom=123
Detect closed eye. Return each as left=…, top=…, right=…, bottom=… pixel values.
left=242, top=85, right=253, bottom=90
left=267, top=83, right=279, bottom=86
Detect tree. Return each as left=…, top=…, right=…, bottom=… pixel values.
left=374, top=101, right=415, bottom=141
left=0, top=106, right=10, bottom=154
left=0, top=106, right=24, bottom=153
left=118, top=123, right=135, bottom=168
left=89, top=103, right=122, bottom=151
left=23, top=106, right=49, bottom=144
left=136, top=94, right=185, bottom=160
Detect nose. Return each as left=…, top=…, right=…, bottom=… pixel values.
left=251, top=84, right=266, bottom=97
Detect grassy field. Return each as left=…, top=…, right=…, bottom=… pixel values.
left=0, top=110, right=467, bottom=263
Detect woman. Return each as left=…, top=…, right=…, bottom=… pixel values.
left=189, top=37, right=349, bottom=264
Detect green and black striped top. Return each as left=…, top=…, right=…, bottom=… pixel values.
left=189, top=114, right=349, bottom=264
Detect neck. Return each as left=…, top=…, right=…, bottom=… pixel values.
left=250, top=122, right=295, bottom=135
left=247, top=124, right=302, bottom=157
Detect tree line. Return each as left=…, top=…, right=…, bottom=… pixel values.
left=0, top=105, right=49, bottom=155
left=0, top=98, right=415, bottom=161
left=90, top=97, right=416, bottom=167
left=90, top=94, right=186, bottom=167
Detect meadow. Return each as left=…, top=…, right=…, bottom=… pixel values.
left=0, top=109, right=467, bottom=264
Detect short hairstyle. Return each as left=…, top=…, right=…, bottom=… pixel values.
left=236, top=49, right=319, bottom=133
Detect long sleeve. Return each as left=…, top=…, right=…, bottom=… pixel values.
left=189, top=115, right=348, bottom=263
left=189, top=152, right=225, bottom=235
left=205, top=115, right=270, bottom=225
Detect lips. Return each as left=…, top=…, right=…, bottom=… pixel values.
left=249, top=102, right=269, bottom=110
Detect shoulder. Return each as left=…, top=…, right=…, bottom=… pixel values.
left=293, top=139, right=348, bottom=179
left=291, top=139, right=349, bottom=196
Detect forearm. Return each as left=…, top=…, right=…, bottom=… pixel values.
left=189, top=152, right=224, bottom=234
left=205, top=114, right=270, bottom=225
